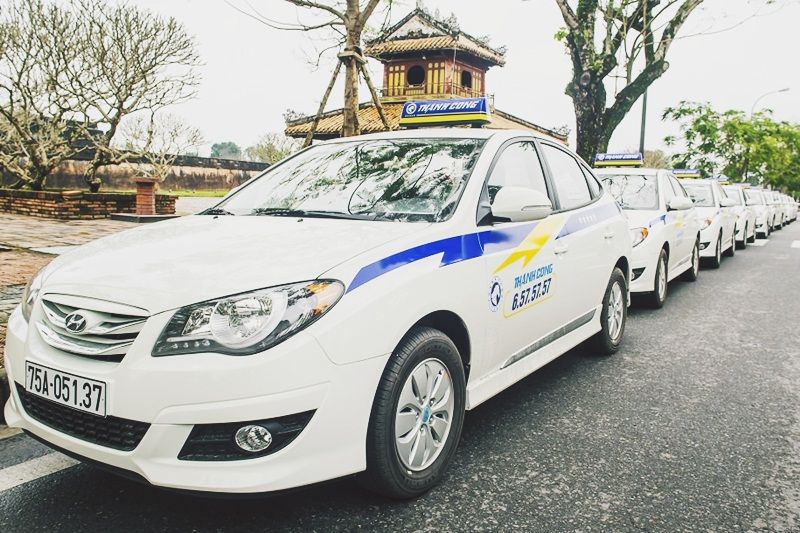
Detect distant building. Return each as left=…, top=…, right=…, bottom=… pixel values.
left=285, top=7, right=567, bottom=143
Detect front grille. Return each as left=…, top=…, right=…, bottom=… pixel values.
left=16, top=383, right=150, bottom=451
left=178, top=411, right=315, bottom=461
left=37, top=297, right=148, bottom=362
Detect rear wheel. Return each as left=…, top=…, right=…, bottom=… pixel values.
left=590, top=268, right=627, bottom=355
left=646, top=249, right=668, bottom=309
left=361, top=327, right=466, bottom=499
left=681, top=239, right=700, bottom=282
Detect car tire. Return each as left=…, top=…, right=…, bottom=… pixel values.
left=646, top=249, right=668, bottom=309
left=590, top=267, right=627, bottom=355
left=725, top=232, right=735, bottom=257
left=681, top=239, right=700, bottom=282
left=736, top=225, right=747, bottom=250
left=0, top=371, right=7, bottom=425
left=747, top=229, right=756, bottom=244
left=361, top=326, right=466, bottom=499
left=708, top=234, right=722, bottom=269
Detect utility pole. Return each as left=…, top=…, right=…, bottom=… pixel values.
left=639, top=90, right=648, bottom=154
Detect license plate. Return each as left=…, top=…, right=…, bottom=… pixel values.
left=25, top=361, right=106, bottom=417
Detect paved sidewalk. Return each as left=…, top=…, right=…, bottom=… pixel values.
left=0, top=214, right=135, bottom=250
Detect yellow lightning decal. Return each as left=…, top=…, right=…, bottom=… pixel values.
left=493, top=216, right=565, bottom=274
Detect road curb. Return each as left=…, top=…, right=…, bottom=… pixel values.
left=0, top=367, right=8, bottom=424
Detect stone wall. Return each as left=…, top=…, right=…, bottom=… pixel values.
left=0, top=189, right=176, bottom=220
left=0, top=156, right=269, bottom=192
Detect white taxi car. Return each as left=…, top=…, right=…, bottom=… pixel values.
left=679, top=178, right=737, bottom=268
left=766, top=190, right=786, bottom=230
left=4, top=127, right=632, bottom=498
left=595, top=160, right=700, bottom=308
left=722, top=184, right=757, bottom=248
left=744, top=188, right=773, bottom=238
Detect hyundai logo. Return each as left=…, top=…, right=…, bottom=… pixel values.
left=64, top=311, right=88, bottom=334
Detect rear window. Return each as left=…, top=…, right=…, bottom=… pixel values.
left=598, top=174, right=658, bottom=210
left=683, top=183, right=715, bottom=207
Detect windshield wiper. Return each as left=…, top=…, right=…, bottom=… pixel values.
left=201, top=207, right=235, bottom=216
left=250, top=208, right=379, bottom=221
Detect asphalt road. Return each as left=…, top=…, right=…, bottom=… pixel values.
left=1, top=223, right=799, bottom=532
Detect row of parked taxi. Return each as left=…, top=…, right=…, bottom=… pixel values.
left=595, top=158, right=798, bottom=308
left=5, top=115, right=798, bottom=500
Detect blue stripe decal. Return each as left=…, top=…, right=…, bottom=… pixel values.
left=555, top=202, right=619, bottom=239
left=346, top=224, right=535, bottom=293
left=346, top=201, right=619, bottom=293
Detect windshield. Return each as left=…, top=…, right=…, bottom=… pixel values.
left=214, top=138, right=485, bottom=222
left=599, top=174, right=659, bottom=210
left=745, top=189, right=763, bottom=205
left=722, top=186, right=743, bottom=205
left=683, top=183, right=715, bottom=207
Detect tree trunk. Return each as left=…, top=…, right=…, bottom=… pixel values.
left=342, top=53, right=360, bottom=137
left=568, top=75, right=609, bottom=162
left=341, top=1, right=361, bottom=138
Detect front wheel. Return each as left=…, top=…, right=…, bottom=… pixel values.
left=707, top=234, right=722, bottom=269
left=725, top=231, right=736, bottom=257
left=590, top=267, right=627, bottom=355
left=645, top=249, right=668, bottom=309
left=737, top=225, right=748, bottom=249
left=681, top=239, right=700, bottom=282
left=361, top=327, right=466, bottom=499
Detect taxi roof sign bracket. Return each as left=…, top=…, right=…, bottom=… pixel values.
left=593, top=153, right=644, bottom=168
left=399, top=97, right=491, bottom=128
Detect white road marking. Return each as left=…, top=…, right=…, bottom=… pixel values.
left=750, top=240, right=769, bottom=247
left=0, top=453, right=78, bottom=492
left=791, top=241, right=800, bottom=249
left=0, top=426, right=21, bottom=440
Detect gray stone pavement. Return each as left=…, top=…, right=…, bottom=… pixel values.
left=0, top=214, right=135, bottom=250
left=0, top=197, right=216, bottom=251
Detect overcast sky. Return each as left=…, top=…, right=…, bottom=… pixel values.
left=126, top=0, right=800, bottom=157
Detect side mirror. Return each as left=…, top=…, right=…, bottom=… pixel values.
left=719, top=197, right=736, bottom=208
left=667, top=197, right=694, bottom=211
left=491, top=186, right=553, bottom=222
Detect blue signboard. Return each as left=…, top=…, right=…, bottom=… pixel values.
left=399, top=97, right=491, bottom=127
left=593, top=153, right=644, bottom=167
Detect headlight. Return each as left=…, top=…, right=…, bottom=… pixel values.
left=630, top=227, right=649, bottom=247
left=21, top=264, right=52, bottom=321
left=702, top=217, right=713, bottom=229
left=153, top=280, right=344, bottom=357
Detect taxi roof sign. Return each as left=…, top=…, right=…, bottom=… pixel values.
left=673, top=169, right=702, bottom=179
left=593, top=153, right=644, bottom=167
left=399, top=97, right=491, bottom=128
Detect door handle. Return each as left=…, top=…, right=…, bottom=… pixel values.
left=554, top=242, right=569, bottom=255
left=603, top=230, right=616, bottom=239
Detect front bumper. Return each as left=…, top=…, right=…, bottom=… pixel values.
left=4, top=307, right=389, bottom=494
left=628, top=243, right=659, bottom=294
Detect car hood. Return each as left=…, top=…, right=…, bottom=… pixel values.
left=42, top=215, right=423, bottom=313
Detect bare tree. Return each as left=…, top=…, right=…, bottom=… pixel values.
left=231, top=1, right=392, bottom=145
left=0, top=0, right=201, bottom=191
left=245, top=133, right=301, bottom=164
left=550, top=0, right=704, bottom=160
left=72, top=0, right=201, bottom=191
left=118, top=113, right=204, bottom=183
left=0, top=0, right=88, bottom=189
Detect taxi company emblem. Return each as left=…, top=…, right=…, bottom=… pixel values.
left=488, top=276, right=503, bottom=312
left=64, top=311, right=88, bottom=334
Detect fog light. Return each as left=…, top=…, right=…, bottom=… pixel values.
left=699, top=242, right=709, bottom=250
left=235, top=425, right=272, bottom=452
